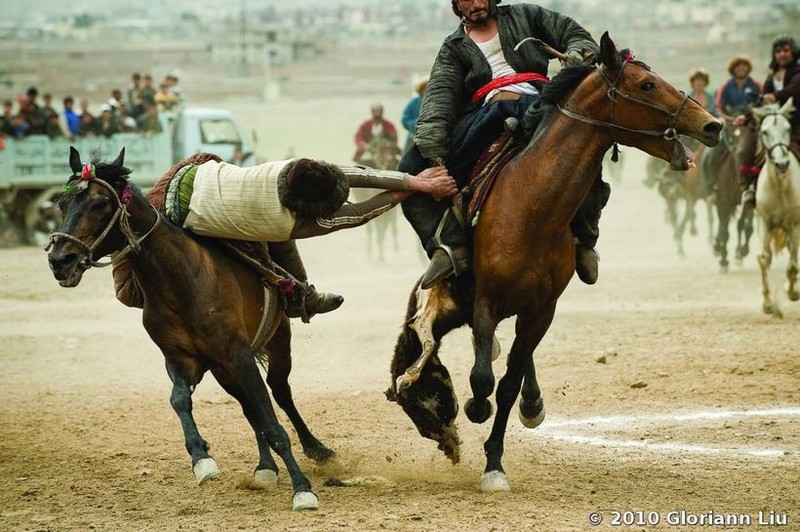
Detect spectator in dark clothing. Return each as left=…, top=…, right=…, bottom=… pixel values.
left=97, top=104, right=121, bottom=137
left=63, top=96, right=81, bottom=137
left=141, top=74, right=157, bottom=108
left=7, top=115, right=31, bottom=138
left=42, top=93, right=58, bottom=122
left=117, top=104, right=138, bottom=132
left=78, top=98, right=97, bottom=136
left=45, top=113, right=64, bottom=139
left=1, top=99, right=13, bottom=135
left=137, top=103, right=162, bottom=135
left=127, top=73, right=144, bottom=119
left=22, top=87, right=46, bottom=135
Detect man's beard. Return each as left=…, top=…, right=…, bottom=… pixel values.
left=465, top=8, right=490, bottom=24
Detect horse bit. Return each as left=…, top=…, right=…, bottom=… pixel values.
left=558, top=60, right=690, bottom=142
left=47, top=176, right=160, bottom=268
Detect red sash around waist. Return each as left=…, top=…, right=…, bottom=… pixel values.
left=471, top=72, right=550, bottom=104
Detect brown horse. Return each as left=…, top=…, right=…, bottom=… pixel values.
left=704, top=120, right=756, bottom=271
left=387, top=33, right=722, bottom=491
left=47, top=147, right=331, bottom=511
left=645, top=145, right=714, bottom=257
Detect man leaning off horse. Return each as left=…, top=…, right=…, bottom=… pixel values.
left=399, top=0, right=611, bottom=288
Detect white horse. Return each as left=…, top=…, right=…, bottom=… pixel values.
left=753, top=98, right=800, bottom=317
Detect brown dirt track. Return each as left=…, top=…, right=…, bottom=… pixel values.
left=1, top=150, right=799, bottom=531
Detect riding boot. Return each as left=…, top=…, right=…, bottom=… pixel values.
left=268, top=240, right=344, bottom=318
left=420, top=245, right=472, bottom=289
left=571, top=171, right=611, bottom=285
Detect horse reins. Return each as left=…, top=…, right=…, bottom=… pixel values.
left=558, top=61, right=690, bottom=142
left=47, top=177, right=161, bottom=268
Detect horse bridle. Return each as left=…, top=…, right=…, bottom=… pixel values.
left=558, top=61, right=690, bottom=142
left=760, top=113, right=793, bottom=162
left=46, top=176, right=160, bottom=268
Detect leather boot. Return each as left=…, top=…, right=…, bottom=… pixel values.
left=420, top=245, right=471, bottom=289
left=269, top=240, right=343, bottom=317
left=575, top=243, right=599, bottom=285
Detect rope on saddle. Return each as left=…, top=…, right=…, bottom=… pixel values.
left=463, top=129, right=523, bottom=227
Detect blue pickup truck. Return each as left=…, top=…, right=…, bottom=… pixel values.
left=0, top=107, right=260, bottom=244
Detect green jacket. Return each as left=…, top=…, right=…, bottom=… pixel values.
left=415, top=3, right=598, bottom=161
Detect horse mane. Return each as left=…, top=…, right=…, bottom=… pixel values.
left=539, top=49, right=646, bottom=106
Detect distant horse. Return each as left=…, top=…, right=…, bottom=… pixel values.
left=644, top=144, right=714, bottom=257
left=752, top=98, right=800, bottom=317
left=386, top=34, right=722, bottom=491
left=353, top=136, right=401, bottom=260
left=47, top=147, right=331, bottom=511
left=704, top=120, right=756, bottom=271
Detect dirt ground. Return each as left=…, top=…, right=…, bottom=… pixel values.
left=1, top=134, right=799, bottom=531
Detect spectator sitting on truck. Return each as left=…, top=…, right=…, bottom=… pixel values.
left=45, top=113, right=64, bottom=139
left=6, top=115, right=31, bottom=138
left=78, top=98, right=97, bottom=137
left=42, top=93, right=58, bottom=123
left=22, top=87, right=46, bottom=135
left=97, top=104, right=120, bottom=137
left=117, top=104, right=138, bottom=132
left=127, top=73, right=144, bottom=119
left=63, top=97, right=81, bottom=137
left=155, top=82, right=179, bottom=112
left=165, top=74, right=184, bottom=106
left=108, top=89, right=124, bottom=113
left=1, top=99, right=13, bottom=135
left=137, top=104, right=162, bottom=135
left=141, top=74, right=157, bottom=108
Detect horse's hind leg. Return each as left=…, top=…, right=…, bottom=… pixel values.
left=227, top=349, right=317, bottom=510
left=757, top=227, right=776, bottom=315
left=481, top=305, right=556, bottom=492
left=264, top=315, right=336, bottom=464
left=736, top=206, right=754, bottom=262
left=715, top=210, right=731, bottom=271
left=165, top=357, right=219, bottom=485
left=211, top=368, right=281, bottom=488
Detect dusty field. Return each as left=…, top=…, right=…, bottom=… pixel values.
left=1, top=140, right=799, bottom=531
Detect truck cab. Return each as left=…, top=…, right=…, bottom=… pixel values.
left=169, top=107, right=258, bottom=167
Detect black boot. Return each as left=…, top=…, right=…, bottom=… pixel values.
left=575, top=243, right=599, bottom=285
left=420, top=245, right=471, bottom=289
left=269, top=240, right=343, bottom=318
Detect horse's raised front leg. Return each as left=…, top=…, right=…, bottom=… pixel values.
left=211, top=368, right=281, bottom=489
left=481, top=305, right=556, bottom=492
left=786, top=229, right=799, bottom=302
left=264, top=315, right=336, bottom=464
left=165, top=357, right=220, bottom=485
left=465, top=295, right=499, bottom=424
left=228, top=349, right=318, bottom=511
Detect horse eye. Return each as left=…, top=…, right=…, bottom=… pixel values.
left=640, top=82, right=655, bottom=91
left=91, top=197, right=111, bottom=211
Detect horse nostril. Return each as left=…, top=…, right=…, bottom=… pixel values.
left=49, top=252, right=78, bottom=272
left=704, top=121, right=723, bottom=135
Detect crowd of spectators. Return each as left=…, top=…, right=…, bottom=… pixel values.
left=0, top=73, right=185, bottom=141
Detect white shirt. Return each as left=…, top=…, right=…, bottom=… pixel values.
left=474, top=33, right=540, bottom=105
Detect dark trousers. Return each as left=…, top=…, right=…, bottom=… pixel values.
left=400, top=97, right=610, bottom=256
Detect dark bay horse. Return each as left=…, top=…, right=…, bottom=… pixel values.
left=47, top=147, right=332, bottom=511
left=703, top=119, right=756, bottom=271
left=387, top=33, right=722, bottom=491
left=645, top=148, right=714, bottom=257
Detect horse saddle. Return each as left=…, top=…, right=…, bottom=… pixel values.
left=460, top=121, right=524, bottom=228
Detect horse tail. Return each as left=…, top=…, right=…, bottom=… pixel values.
left=146, top=152, right=223, bottom=211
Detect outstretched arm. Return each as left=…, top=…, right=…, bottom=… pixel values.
left=289, top=166, right=457, bottom=239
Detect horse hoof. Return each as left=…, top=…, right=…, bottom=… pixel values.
left=193, top=458, right=221, bottom=485
left=519, top=400, right=546, bottom=429
left=464, top=398, right=493, bottom=424
left=481, top=470, right=511, bottom=492
left=292, top=491, right=319, bottom=511
left=788, top=291, right=800, bottom=302
left=253, top=468, right=278, bottom=488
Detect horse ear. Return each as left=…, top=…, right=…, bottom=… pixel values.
left=110, top=147, right=126, bottom=168
left=781, top=96, right=795, bottom=117
left=69, top=146, right=82, bottom=176
left=599, top=32, right=620, bottom=70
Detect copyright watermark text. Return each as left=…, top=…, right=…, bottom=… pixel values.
left=587, top=510, right=790, bottom=527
